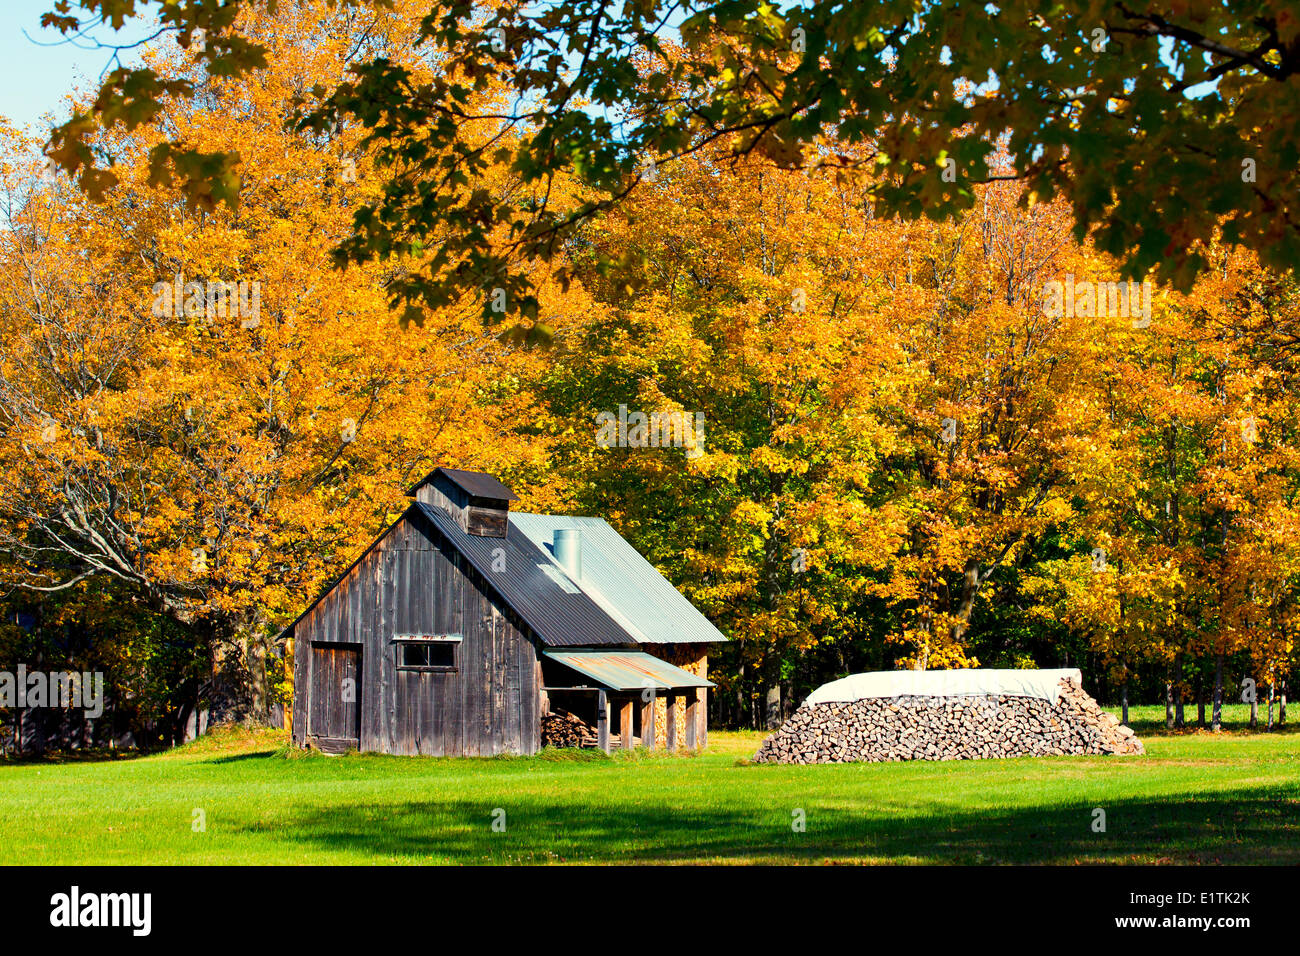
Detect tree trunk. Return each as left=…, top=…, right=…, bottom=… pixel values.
left=760, top=641, right=783, bottom=730
left=249, top=635, right=271, bottom=724
left=176, top=698, right=196, bottom=744
left=763, top=682, right=782, bottom=730
left=1197, top=695, right=1205, bottom=728
left=1212, top=653, right=1224, bottom=732
left=735, top=658, right=746, bottom=731
left=759, top=504, right=784, bottom=729
left=917, top=577, right=933, bottom=672
left=1164, top=679, right=1174, bottom=729
left=948, top=557, right=981, bottom=647
left=1174, top=654, right=1185, bottom=727
left=1281, top=680, right=1287, bottom=726
left=1120, top=681, right=1129, bottom=727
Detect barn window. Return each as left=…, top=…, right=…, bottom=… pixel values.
left=394, top=636, right=461, bottom=672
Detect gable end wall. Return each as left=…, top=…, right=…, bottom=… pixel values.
left=291, top=510, right=540, bottom=756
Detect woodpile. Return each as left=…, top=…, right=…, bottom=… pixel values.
left=540, top=710, right=600, bottom=748
left=753, top=677, right=1144, bottom=763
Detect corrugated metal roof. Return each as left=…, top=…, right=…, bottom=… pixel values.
left=511, top=514, right=727, bottom=645
left=417, top=504, right=629, bottom=647
left=543, top=649, right=715, bottom=691
left=406, top=466, right=520, bottom=500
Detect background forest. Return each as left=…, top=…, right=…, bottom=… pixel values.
left=1, top=1, right=1296, bottom=749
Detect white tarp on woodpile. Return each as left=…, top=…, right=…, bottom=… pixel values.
left=804, top=668, right=1084, bottom=707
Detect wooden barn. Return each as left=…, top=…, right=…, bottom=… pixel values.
left=283, top=467, right=725, bottom=755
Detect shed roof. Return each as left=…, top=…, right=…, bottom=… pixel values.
left=280, top=499, right=728, bottom=652
left=417, top=504, right=628, bottom=647
left=511, top=514, right=727, bottom=645
left=406, top=466, right=519, bottom=501
left=543, top=649, right=714, bottom=691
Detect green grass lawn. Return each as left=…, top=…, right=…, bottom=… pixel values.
left=2, top=710, right=1297, bottom=864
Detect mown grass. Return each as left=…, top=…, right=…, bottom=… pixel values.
left=1, top=714, right=1296, bottom=865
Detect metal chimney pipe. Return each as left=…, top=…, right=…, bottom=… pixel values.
left=554, top=529, right=581, bottom=580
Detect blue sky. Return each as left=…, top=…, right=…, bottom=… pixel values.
left=1, top=0, right=151, bottom=136
left=0, top=1, right=1218, bottom=145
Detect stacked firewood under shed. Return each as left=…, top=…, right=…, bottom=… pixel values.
left=540, top=710, right=600, bottom=748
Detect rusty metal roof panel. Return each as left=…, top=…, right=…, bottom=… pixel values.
left=543, top=649, right=715, bottom=691
left=511, top=514, right=727, bottom=645
left=416, top=504, right=629, bottom=647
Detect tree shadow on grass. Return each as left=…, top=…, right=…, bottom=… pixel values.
left=1, top=748, right=153, bottom=766
left=242, top=784, right=1300, bottom=865
left=1129, top=719, right=1300, bottom=738
left=204, top=751, right=284, bottom=764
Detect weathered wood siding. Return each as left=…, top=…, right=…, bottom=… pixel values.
left=417, top=480, right=470, bottom=532
left=465, top=503, right=508, bottom=537
left=291, top=510, right=540, bottom=756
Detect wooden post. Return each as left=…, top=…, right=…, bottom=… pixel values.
left=597, top=690, right=610, bottom=754
left=685, top=689, right=698, bottom=750
left=538, top=660, right=549, bottom=717
left=640, top=693, right=656, bottom=749
left=665, top=693, right=677, bottom=751
left=699, top=687, right=707, bottom=749
left=620, top=699, right=634, bottom=750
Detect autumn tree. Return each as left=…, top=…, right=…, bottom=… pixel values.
left=41, top=0, right=1300, bottom=320
left=0, top=0, right=558, bottom=722
left=540, top=141, right=1135, bottom=722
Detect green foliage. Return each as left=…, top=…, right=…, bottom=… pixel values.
left=0, top=581, right=211, bottom=751
left=46, top=0, right=1300, bottom=316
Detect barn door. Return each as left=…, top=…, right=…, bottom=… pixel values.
left=309, top=644, right=361, bottom=751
